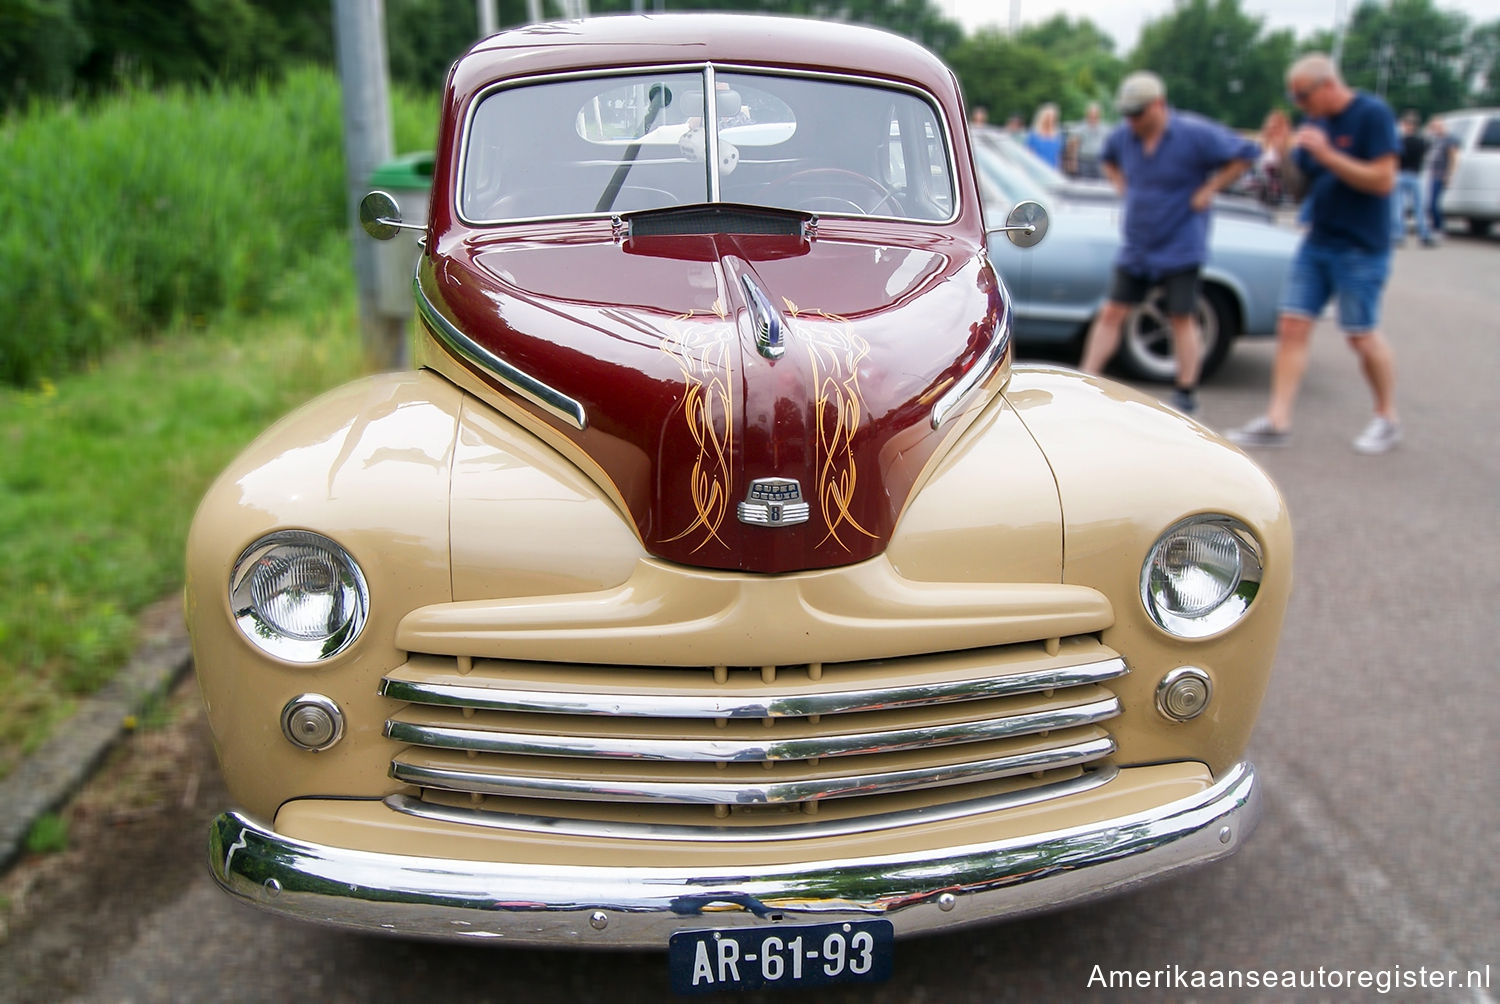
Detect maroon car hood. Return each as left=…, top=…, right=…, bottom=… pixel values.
left=424, top=223, right=1004, bottom=573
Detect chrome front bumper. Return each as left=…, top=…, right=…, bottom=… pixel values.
left=209, top=761, right=1259, bottom=946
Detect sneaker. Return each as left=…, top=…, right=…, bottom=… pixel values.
left=1225, top=415, right=1290, bottom=449
left=1352, top=415, right=1402, bottom=454
left=1171, top=388, right=1199, bottom=415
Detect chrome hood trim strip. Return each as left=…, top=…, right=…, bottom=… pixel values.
left=415, top=272, right=588, bottom=431
left=931, top=284, right=1010, bottom=429
left=209, top=762, right=1260, bottom=946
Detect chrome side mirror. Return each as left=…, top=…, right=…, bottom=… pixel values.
left=359, top=190, right=423, bottom=241
left=987, top=199, right=1049, bottom=248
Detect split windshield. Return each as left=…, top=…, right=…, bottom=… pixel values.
left=461, top=67, right=955, bottom=224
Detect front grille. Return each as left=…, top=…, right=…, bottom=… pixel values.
left=380, top=636, right=1125, bottom=830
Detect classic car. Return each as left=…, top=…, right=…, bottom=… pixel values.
left=975, top=140, right=1299, bottom=383
left=187, top=14, right=1291, bottom=993
left=972, top=124, right=1275, bottom=224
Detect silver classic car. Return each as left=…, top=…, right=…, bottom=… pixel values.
left=976, top=136, right=1298, bottom=382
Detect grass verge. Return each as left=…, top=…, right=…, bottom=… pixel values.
left=0, top=239, right=365, bottom=778
left=0, top=67, right=437, bottom=386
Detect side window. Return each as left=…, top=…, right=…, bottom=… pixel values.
left=1479, top=117, right=1500, bottom=150
left=923, top=120, right=954, bottom=218
left=1447, top=117, right=1478, bottom=147
left=888, top=107, right=953, bottom=218
left=886, top=116, right=908, bottom=189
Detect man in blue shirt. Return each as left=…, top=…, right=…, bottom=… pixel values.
left=1080, top=71, right=1257, bottom=414
left=1228, top=54, right=1401, bottom=454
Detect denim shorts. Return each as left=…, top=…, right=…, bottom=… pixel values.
left=1280, top=241, right=1392, bottom=334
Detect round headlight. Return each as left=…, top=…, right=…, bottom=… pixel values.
left=1141, top=516, right=1263, bottom=638
left=230, top=530, right=369, bottom=662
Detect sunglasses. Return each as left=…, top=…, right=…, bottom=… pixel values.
left=1288, top=79, right=1324, bottom=104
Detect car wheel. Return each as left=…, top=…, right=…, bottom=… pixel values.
left=1466, top=218, right=1494, bottom=238
left=1116, top=284, right=1237, bottom=383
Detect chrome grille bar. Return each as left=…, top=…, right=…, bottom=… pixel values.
left=390, top=734, right=1116, bottom=804
left=385, top=696, right=1120, bottom=763
left=383, top=766, right=1120, bottom=842
left=379, top=656, right=1127, bottom=720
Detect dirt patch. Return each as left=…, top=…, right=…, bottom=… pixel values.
left=0, top=674, right=227, bottom=999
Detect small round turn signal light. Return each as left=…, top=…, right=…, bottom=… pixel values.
left=281, top=694, right=345, bottom=751
left=1156, top=667, right=1213, bottom=722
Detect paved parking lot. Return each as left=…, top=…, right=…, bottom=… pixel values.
left=1, top=229, right=1495, bottom=1004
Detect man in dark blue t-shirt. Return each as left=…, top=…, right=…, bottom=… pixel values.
left=1080, top=70, right=1257, bottom=415
left=1228, top=54, right=1402, bottom=455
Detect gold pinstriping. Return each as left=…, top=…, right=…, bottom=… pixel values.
left=660, top=300, right=734, bottom=550
left=785, top=298, right=877, bottom=549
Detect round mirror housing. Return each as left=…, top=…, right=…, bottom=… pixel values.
left=997, top=199, right=1049, bottom=248
left=360, top=190, right=404, bottom=241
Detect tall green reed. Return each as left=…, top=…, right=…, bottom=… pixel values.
left=0, top=67, right=438, bottom=385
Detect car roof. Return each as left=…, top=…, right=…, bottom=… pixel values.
left=451, top=14, right=958, bottom=99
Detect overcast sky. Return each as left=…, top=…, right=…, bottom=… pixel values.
left=943, top=0, right=1498, bottom=55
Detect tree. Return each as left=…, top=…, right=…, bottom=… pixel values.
left=386, top=0, right=483, bottom=90
left=588, top=0, right=964, bottom=54
left=1467, top=19, right=1500, bottom=106
left=1130, top=0, right=1296, bottom=129
left=1335, top=0, right=1470, bottom=116
left=0, top=0, right=91, bottom=108
left=1016, top=14, right=1125, bottom=119
left=943, top=29, right=1070, bottom=128
left=0, top=0, right=334, bottom=111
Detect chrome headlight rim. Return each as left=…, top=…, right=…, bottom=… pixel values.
left=1140, top=514, right=1264, bottom=639
left=229, top=529, right=370, bottom=663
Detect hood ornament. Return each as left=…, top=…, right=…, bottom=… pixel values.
left=741, top=275, right=785, bottom=360
left=737, top=478, right=810, bottom=528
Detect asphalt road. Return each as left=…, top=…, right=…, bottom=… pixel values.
left=2, top=228, right=1496, bottom=1004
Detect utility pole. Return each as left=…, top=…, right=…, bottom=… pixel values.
left=332, top=0, right=403, bottom=370
left=1331, top=0, right=1347, bottom=70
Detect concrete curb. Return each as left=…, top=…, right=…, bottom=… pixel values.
left=0, top=596, right=193, bottom=873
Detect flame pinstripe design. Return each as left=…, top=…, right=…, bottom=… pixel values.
left=785, top=298, right=877, bottom=549
left=660, top=300, right=734, bottom=550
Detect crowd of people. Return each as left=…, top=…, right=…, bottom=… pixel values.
left=969, top=100, right=1112, bottom=179
left=977, top=92, right=1460, bottom=253
left=973, top=53, right=1431, bottom=456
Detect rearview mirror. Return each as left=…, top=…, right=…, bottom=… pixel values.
left=359, top=190, right=422, bottom=241
left=988, top=199, right=1049, bottom=248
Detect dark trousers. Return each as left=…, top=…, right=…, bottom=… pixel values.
left=1429, top=178, right=1447, bottom=233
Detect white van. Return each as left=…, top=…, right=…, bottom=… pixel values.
left=1438, top=108, right=1500, bottom=237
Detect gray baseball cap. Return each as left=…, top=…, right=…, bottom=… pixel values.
left=1115, top=71, right=1165, bottom=116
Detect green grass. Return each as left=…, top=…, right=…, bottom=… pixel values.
left=0, top=239, right=365, bottom=778
left=0, top=67, right=437, bottom=386
left=0, top=68, right=440, bottom=777
left=24, top=813, right=69, bottom=855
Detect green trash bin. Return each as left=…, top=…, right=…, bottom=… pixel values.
left=368, top=152, right=434, bottom=318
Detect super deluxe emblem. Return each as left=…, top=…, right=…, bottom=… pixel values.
left=737, top=477, right=811, bottom=528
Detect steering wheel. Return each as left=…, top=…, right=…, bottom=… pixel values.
left=767, top=168, right=901, bottom=216
left=611, top=186, right=681, bottom=212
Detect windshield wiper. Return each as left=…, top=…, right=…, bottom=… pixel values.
left=595, top=84, right=669, bottom=214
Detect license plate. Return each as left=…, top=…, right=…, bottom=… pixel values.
left=668, top=918, right=893, bottom=994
